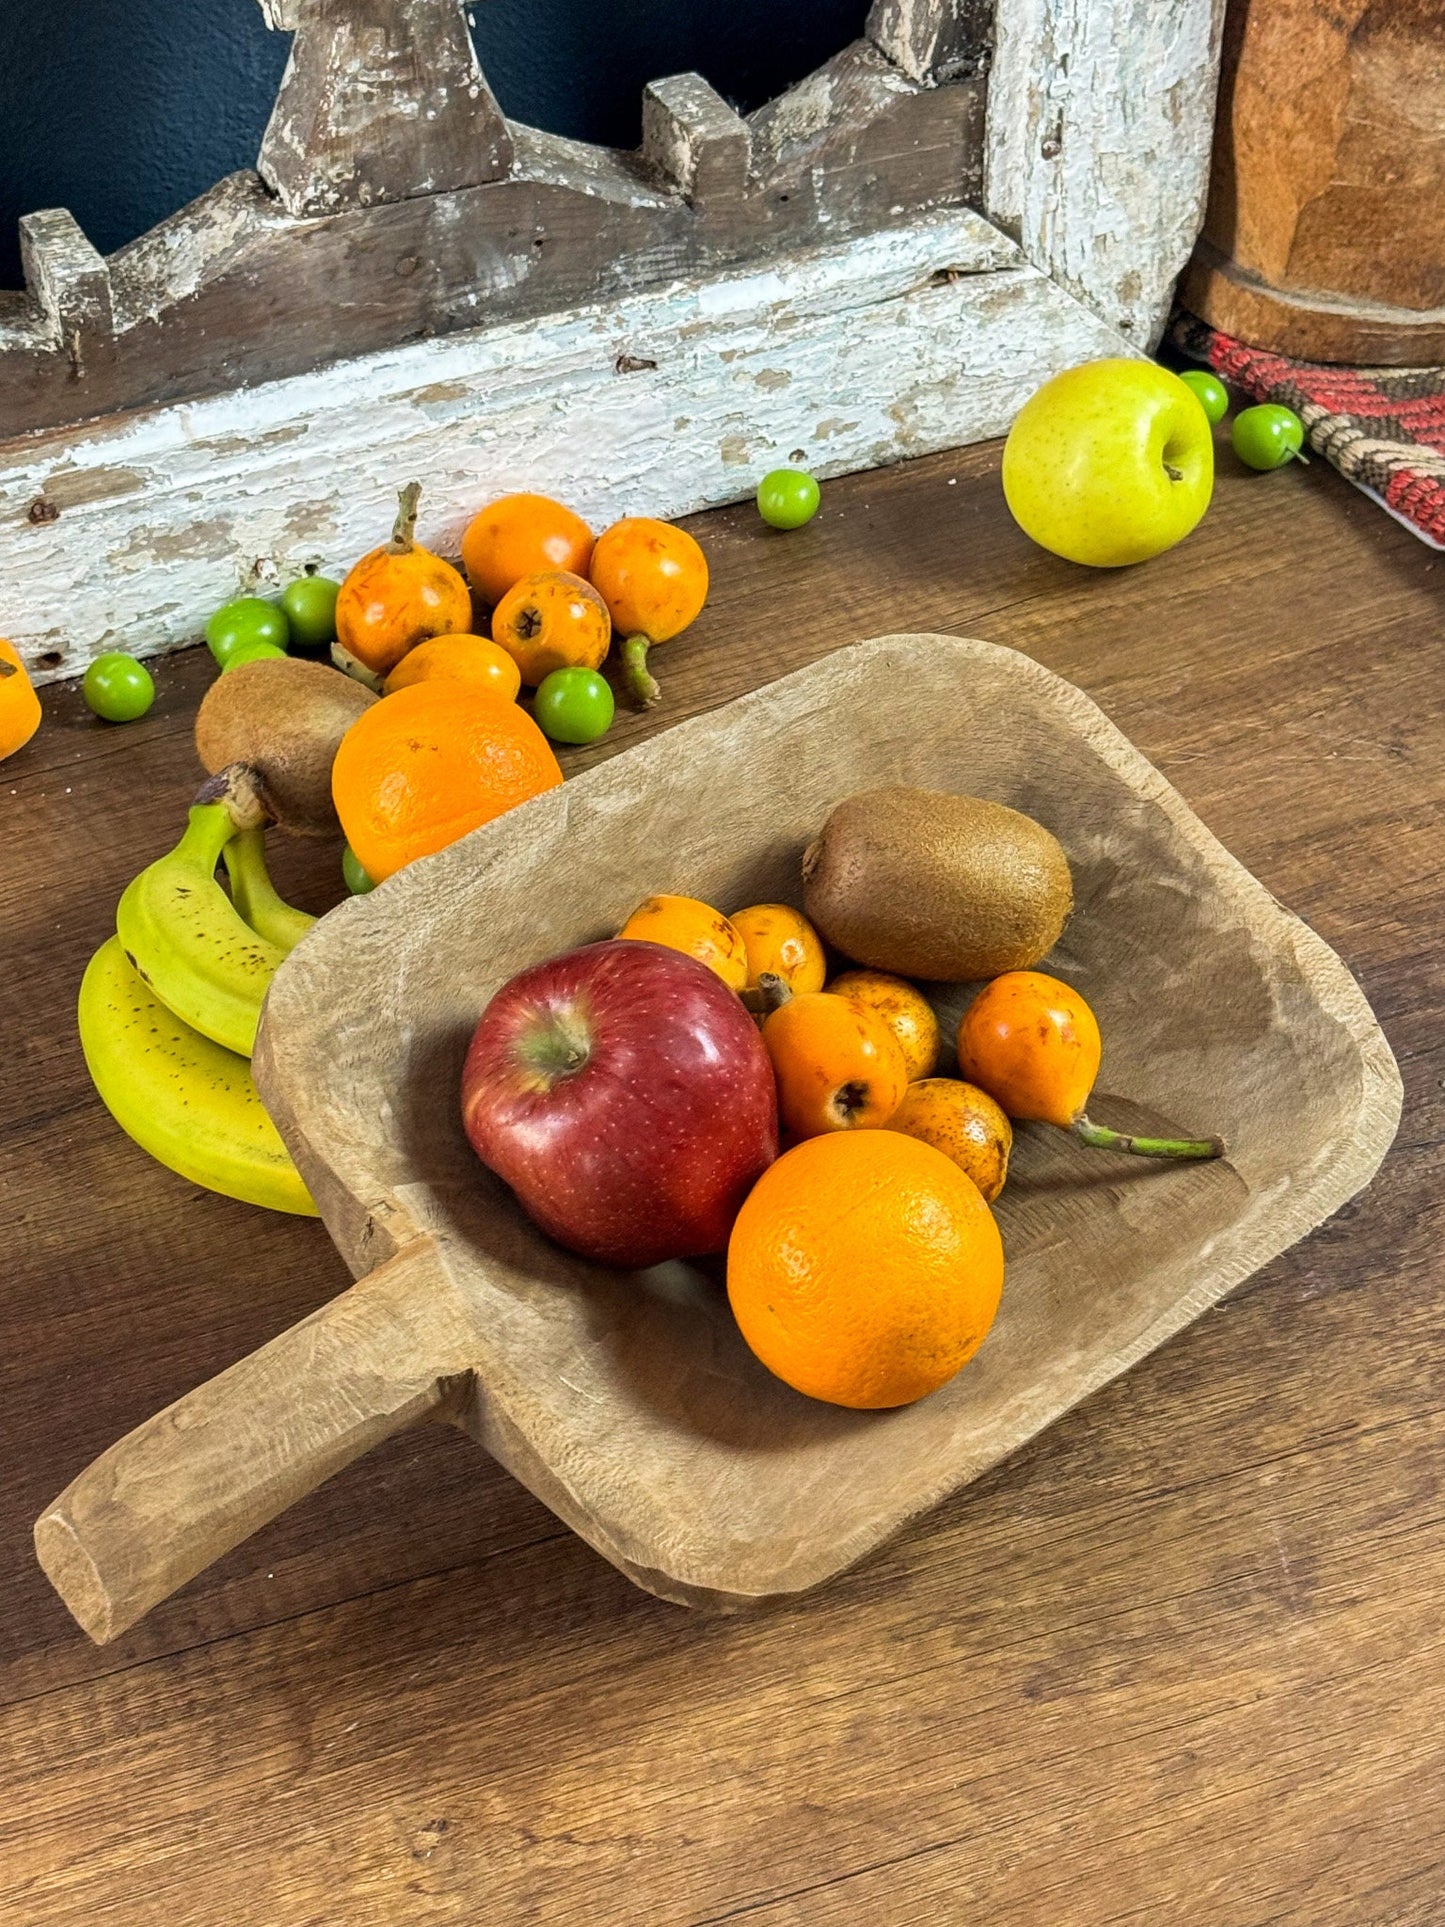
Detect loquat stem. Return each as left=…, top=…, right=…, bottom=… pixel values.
left=388, top=481, right=422, bottom=554
left=1072, top=1114, right=1225, bottom=1161
left=622, top=633, right=660, bottom=708
left=741, top=972, right=794, bottom=1018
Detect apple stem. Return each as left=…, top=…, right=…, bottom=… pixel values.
left=388, top=481, right=421, bottom=554
left=622, top=634, right=661, bottom=708
left=1072, top=1114, right=1225, bottom=1161
left=1291, top=448, right=1310, bottom=466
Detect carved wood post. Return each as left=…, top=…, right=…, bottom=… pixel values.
left=18, top=209, right=114, bottom=379
left=642, top=76, right=751, bottom=205
left=866, top=0, right=993, bottom=82
left=257, top=0, right=513, bottom=216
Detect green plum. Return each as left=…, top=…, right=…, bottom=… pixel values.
left=205, top=597, right=290, bottom=667
left=222, top=640, right=289, bottom=672
left=1179, top=369, right=1229, bottom=427
left=342, top=844, right=376, bottom=895
left=1232, top=404, right=1305, bottom=471
left=534, top=666, right=615, bottom=745
left=281, top=574, right=341, bottom=651
left=83, top=652, right=155, bottom=723
left=757, top=468, right=821, bottom=530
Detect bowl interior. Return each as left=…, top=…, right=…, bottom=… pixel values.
left=257, top=636, right=1398, bottom=1599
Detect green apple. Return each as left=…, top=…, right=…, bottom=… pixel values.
left=1002, top=358, right=1215, bottom=567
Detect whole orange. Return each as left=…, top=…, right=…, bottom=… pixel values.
left=830, top=969, right=941, bottom=1082
left=727, top=1130, right=1005, bottom=1408
left=462, top=494, right=594, bottom=609
left=491, top=570, right=612, bottom=686
left=334, top=483, right=472, bottom=683
left=616, top=894, right=748, bottom=991
left=332, top=682, right=563, bottom=882
left=383, top=634, right=521, bottom=701
left=731, top=903, right=826, bottom=995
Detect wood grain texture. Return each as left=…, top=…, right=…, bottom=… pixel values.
left=40, top=632, right=1397, bottom=1637
left=986, top=0, right=1227, bottom=348
left=0, top=210, right=1132, bottom=688
left=1183, top=0, right=1445, bottom=364
left=0, top=40, right=986, bottom=442
left=257, top=0, right=514, bottom=216
left=3, top=440, right=1442, bottom=1920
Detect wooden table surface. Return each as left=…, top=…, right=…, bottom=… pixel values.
left=3, top=436, right=1442, bottom=1925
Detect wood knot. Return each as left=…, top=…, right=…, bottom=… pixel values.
left=615, top=354, right=658, bottom=375
left=27, top=497, right=60, bottom=525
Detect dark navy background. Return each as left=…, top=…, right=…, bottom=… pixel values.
left=0, top=1, right=867, bottom=288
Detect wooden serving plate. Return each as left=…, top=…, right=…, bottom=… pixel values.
left=35, top=637, right=1401, bottom=1643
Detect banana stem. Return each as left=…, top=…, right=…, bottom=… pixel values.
left=1072, top=1114, right=1225, bottom=1161
left=622, top=633, right=660, bottom=708
left=193, top=762, right=272, bottom=834
left=388, top=481, right=422, bottom=554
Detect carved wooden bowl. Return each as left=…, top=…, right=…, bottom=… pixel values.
left=36, top=637, right=1400, bottom=1642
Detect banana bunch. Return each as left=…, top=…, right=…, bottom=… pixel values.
left=79, top=764, right=320, bottom=1216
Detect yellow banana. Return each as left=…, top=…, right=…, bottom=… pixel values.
left=79, top=937, right=317, bottom=1216
left=223, top=829, right=316, bottom=955
left=116, top=766, right=283, bottom=1057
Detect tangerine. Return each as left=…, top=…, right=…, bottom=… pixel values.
left=461, top=493, right=594, bottom=609
left=331, top=681, right=563, bottom=882
left=727, top=1130, right=1005, bottom=1408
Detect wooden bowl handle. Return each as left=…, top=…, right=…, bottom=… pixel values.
left=34, top=1236, right=474, bottom=1644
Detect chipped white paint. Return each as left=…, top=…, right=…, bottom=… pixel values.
left=0, top=211, right=1133, bottom=683
left=986, top=0, right=1226, bottom=348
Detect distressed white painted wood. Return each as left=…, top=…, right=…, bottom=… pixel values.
left=0, top=211, right=1133, bottom=683
left=986, top=0, right=1227, bottom=349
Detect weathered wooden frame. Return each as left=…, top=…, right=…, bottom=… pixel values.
left=0, top=0, right=1224, bottom=682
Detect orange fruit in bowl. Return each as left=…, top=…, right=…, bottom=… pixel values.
left=615, top=894, right=748, bottom=991
left=887, top=1078, right=1012, bottom=1203
left=383, top=633, right=521, bottom=700
left=829, top=969, right=941, bottom=1082
left=331, top=682, right=563, bottom=883
left=760, top=990, right=909, bottom=1139
left=727, top=1130, right=1005, bottom=1409
left=491, top=570, right=611, bottom=686
left=334, top=483, right=472, bottom=685
left=462, top=494, right=594, bottom=609
left=731, top=903, right=826, bottom=995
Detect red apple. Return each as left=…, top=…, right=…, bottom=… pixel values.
left=461, top=939, right=779, bottom=1268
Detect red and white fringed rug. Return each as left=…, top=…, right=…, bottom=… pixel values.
left=1172, top=312, right=1445, bottom=550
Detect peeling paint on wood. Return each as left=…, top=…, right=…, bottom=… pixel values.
left=0, top=212, right=1132, bottom=684
left=986, top=0, right=1226, bottom=348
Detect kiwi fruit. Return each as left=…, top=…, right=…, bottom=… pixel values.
left=195, top=655, right=375, bottom=836
left=802, top=787, right=1073, bottom=981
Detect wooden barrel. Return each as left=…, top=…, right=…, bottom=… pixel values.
left=1181, top=0, right=1445, bottom=365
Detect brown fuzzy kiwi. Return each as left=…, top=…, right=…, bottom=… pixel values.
left=195, top=656, right=375, bottom=836
left=802, top=787, right=1073, bottom=981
